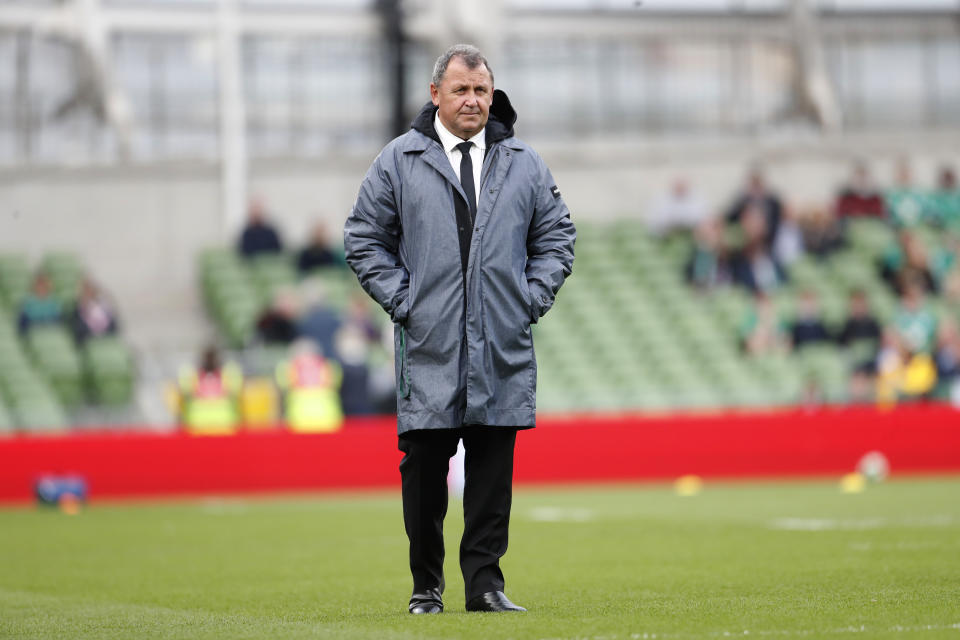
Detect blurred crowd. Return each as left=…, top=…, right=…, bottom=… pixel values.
left=176, top=200, right=395, bottom=433
left=18, top=271, right=120, bottom=345
left=183, top=159, right=960, bottom=429
left=657, top=159, right=960, bottom=407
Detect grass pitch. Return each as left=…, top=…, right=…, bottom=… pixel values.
left=1, top=478, right=958, bottom=640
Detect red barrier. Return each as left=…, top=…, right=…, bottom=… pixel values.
left=0, top=405, right=958, bottom=502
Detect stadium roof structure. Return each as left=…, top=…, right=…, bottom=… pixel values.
left=1, top=0, right=959, bottom=226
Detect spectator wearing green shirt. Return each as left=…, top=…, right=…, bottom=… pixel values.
left=892, top=278, right=938, bottom=354
left=885, top=159, right=934, bottom=228
left=739, top=292, right=789, bottom=356
left=684, top=217, right=731, bottom=291
left=17, top=272, right=62, bottom=335
left=929, top=166, right=960, bottom=231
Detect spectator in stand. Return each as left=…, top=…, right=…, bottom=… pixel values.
left=875, top=327, right=937, bottom=405
left=836, top=289, right=882, bottom=369
left=789, top=289, right=831, bottom=351
left=879, top=230, right=937, bottom=295
left=799, top=204, right=845, bottom=259
left=930, top=233, right=959, bottom=290
left=892, top=277, right=938, bottom=354
left=930, top=165, right=960, bottom=231
left=335, top=323, right=374, bottom=416
left=933, top=318, right=960, bottom=403
left=726, top=167, right=783, bottom=250
left=297, top=282, right=341, bottom=360
left=773, top=204, right=804, bottom=267
left=647, top=177, right=710, bottom=238
left=275, top=338, right=343, bottom=433
left=834, top=161, right=885, bottom=219
left=730, top=204, right=787, bottom=294
left=17, top=272, right=62, bottom=335
left=885, top=158, right=932, bottom=228
left=297, top=222, right=341, bottom=274
left=848, top=365, right=876, bottom=406
left=255, top=289, right=300, bottom=345
left=70, top=277, right=118, bottom=344
left=238, top=197, right=283, bottom=259
left=800, top=376, right=825, bottom=410
left=684, top=217, right=730, bottom=291
left=343, top=294, right=382, bottom=345
left=941, top=268, right=960, bottom=307
left=177, top=345, right=242, bottom=434
left=739, top=292, right=788, bottom=356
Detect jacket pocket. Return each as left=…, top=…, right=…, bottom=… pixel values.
left=519, top=276, right=536, bottom=325
left=397, top=325, right=411, bottom=399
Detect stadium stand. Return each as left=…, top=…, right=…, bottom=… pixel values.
left=0, top=252, right=136, bottom=432
left=196, top=207, right=960, bottom=417
left=199, top=249, right=359, bottom=349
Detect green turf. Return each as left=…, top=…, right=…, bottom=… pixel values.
left=1, top=479, right=959, bottom=639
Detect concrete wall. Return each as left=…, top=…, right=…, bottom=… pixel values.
left=2, top=130, right=958, bottom=350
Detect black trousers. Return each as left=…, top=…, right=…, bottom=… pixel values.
left=398, top=426, right=518, bottom=602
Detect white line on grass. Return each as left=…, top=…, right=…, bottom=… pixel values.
left=537, top=622, right=960, bottom=640
left=527, top=507, right=595, bottom=522
left=768, top=515, right=956, bottom=531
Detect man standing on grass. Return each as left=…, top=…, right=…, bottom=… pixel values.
left=344, top=44, right=575, bottom=614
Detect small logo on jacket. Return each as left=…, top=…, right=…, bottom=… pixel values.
left=550, top=185, right=561, bottom=199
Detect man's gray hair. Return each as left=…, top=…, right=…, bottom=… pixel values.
left=431, top=44, right=494, bottom=87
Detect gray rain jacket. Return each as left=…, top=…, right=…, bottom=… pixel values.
left=344, top=91, right=575, bottom=433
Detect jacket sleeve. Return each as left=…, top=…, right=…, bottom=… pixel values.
left=525, top=156, right=576, bottom=324
left=343, top=150, right=411, bottom=324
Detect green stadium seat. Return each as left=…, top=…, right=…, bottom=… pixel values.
left=41, top=251, right=84, bottom=303
left=0, top=253, right=31, bottom=307
left=250, top=254, right=298, bottom=304
left=14, top=400, right=69, bottom=432
left=0, top=400, right=13, bottom=434
left=197, top=218, right=955, bottom=415
left=199, top=247, right=242, bottom=269
left=787, top=257, right=827, bottom=288
left=26, top=326, right=85, bottom=407
left=83, top=337, right=135, bottom=406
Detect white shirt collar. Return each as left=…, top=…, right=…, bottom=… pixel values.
left=434, top=111, right=486, bottom=153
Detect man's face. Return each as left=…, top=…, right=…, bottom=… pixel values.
left=430, top=57, right=493, bottom=140
left=850, top=294, right=868, bottom=317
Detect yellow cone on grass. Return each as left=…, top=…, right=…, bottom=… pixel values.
left=840, top=472, right=867, bottom=494
left=58, top=495, right=82, bottom=515
left=675, top=475, right=703, bottom=497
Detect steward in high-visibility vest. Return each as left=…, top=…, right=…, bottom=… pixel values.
left=179, top=347, right=242, bottom=435
left=276, top=340, right=343, bottom=433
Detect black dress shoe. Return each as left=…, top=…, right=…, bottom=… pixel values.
left=408, top=588, right=443, bottom=614
left=465, top=591, right=526, bottom=612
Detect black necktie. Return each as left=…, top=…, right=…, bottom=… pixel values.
left=456, top=141, right=477, bottom=221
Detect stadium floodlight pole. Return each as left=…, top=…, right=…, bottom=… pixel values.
left=14, top=31, right=31, bottom=158
left=377, top=0, right=408, bottom=140
left=71, top=0, right=134, bottom=161
left=2, top=0, right=135, bottom=160
left=217, top=0, right=248, bottom=239
left=789, top=0, right=842, bottom=131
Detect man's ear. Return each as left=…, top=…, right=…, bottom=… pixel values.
left=430, top=83, right=440, bottom=107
